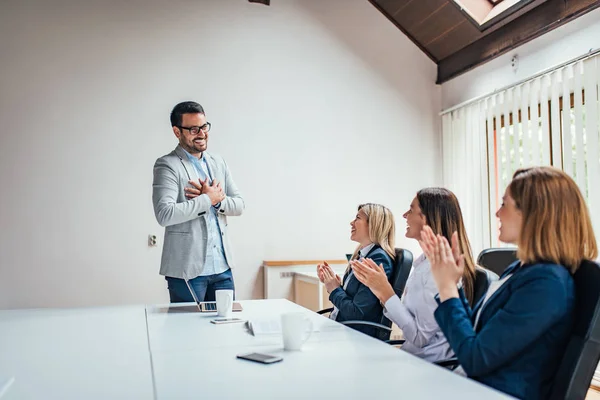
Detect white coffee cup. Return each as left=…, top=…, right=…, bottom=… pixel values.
left=215, top=290, right=234, bottom=317
left=281, top=312, right=313, bottom=351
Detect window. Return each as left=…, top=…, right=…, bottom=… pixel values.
left=442, top=55, right=600, bottom=253
left=485, top=61, right=600, bottom=247
left=492, top=106, right=546, bottom=193
left=559, top=91, right=597, bottom=201
left=451, top=0, right=546, bottom=31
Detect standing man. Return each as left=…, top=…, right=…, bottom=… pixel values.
left=152, top=101, right=244, bottom=302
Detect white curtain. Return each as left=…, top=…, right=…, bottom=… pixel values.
left=442, top=53, right=600, bottom=251
left=442, top=102, right=490, bottom=257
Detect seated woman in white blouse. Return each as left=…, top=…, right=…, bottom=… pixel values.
left=351, top=188, right=476, bottom=362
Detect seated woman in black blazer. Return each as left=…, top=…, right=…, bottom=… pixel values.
left=317, top=203, right=395, bottom=338
left=421, top=166, right=598, bottom=400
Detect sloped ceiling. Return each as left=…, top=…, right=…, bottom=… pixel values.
left=369, top=0, right=600, bottom=83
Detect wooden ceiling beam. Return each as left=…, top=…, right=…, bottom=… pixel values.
left=437, top=0, right=600, bottom=84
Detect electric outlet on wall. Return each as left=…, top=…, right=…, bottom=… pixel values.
left=279, top=271, right=294, bottom=278
left=148, top=234, right=158, bottom=247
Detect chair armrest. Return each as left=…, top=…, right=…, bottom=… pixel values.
left=317, top=308, right=334, bottom=315
left=385, top=339, right=405, bottom=345
left=434, top=358, right=460, bottom=370
left=340, top=320, right=392, bottom=332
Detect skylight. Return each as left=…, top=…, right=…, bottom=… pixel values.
left=452, top=0, right=538, bottom=31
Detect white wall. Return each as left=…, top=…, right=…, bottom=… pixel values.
left=0, top=0, right=440, bottom=309
left=442, top=7, right=600, bottom=109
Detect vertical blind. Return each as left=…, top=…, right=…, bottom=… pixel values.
left=442, top=54, right=600, bottom=253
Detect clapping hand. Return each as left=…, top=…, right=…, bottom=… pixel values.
left=351, top=258, right=395, bottom=304
left=317, top=262, right=342, bottom=293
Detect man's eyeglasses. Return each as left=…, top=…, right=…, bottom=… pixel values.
left=179, top=122, right=211, bottom=135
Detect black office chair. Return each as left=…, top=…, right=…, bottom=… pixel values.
left=549, top=260, right=600, bottom=400
left=317, top=248, right=414, bottom=341
left=477, top=248, right=518, bottom=276
left=472, top=266, right=499, bottom=306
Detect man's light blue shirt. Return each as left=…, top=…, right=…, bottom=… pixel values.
left=184, top=149, right=229, bottom=276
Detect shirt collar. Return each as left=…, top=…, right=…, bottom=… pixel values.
left=414, top=253, right=427, bottom=266
left=358, top=243, right=376, bottom=258
left=181, top=147, right=204, bottom=163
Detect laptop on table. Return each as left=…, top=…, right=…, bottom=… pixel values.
left=184, top=279, right=243, bottom=312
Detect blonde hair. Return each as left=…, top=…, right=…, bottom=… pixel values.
left=417, top=188, right=477, bottom=306
left=350, top=203, right=396, bottom=262
left=509, top=166, right=598, bottom=273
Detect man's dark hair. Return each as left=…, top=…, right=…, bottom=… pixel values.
left=170, top=101, right=205, bottom=127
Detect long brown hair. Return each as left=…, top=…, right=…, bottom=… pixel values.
left=417, top=188, right=477, bottom=305
left=509, top=166, right=598, bottom=273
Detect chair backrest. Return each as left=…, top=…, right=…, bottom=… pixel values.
left=550, top=260, right=600, bottom=400
left=391, top=248, right=414, bottom=298
left=477, top=248, right=518, bottom=277
left=375, top=248, right=413, bottom=341
left=472, top=266, right=499, bottom=306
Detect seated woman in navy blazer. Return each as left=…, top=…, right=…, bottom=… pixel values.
left=421, top=166, right=598, bottom=400
left=317, top=203, right=395, bottom=338
left=350, top=188, right=477, bottom=361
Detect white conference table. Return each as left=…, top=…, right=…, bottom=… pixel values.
left=0, top=305, right=154, bottom=400
left=0, top=299, right=513, bottom=399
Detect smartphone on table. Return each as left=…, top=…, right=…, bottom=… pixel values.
left=236, top=352, right=283, bottom=364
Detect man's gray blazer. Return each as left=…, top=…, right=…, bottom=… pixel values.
left=152, top=145, right=244, bottom=279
